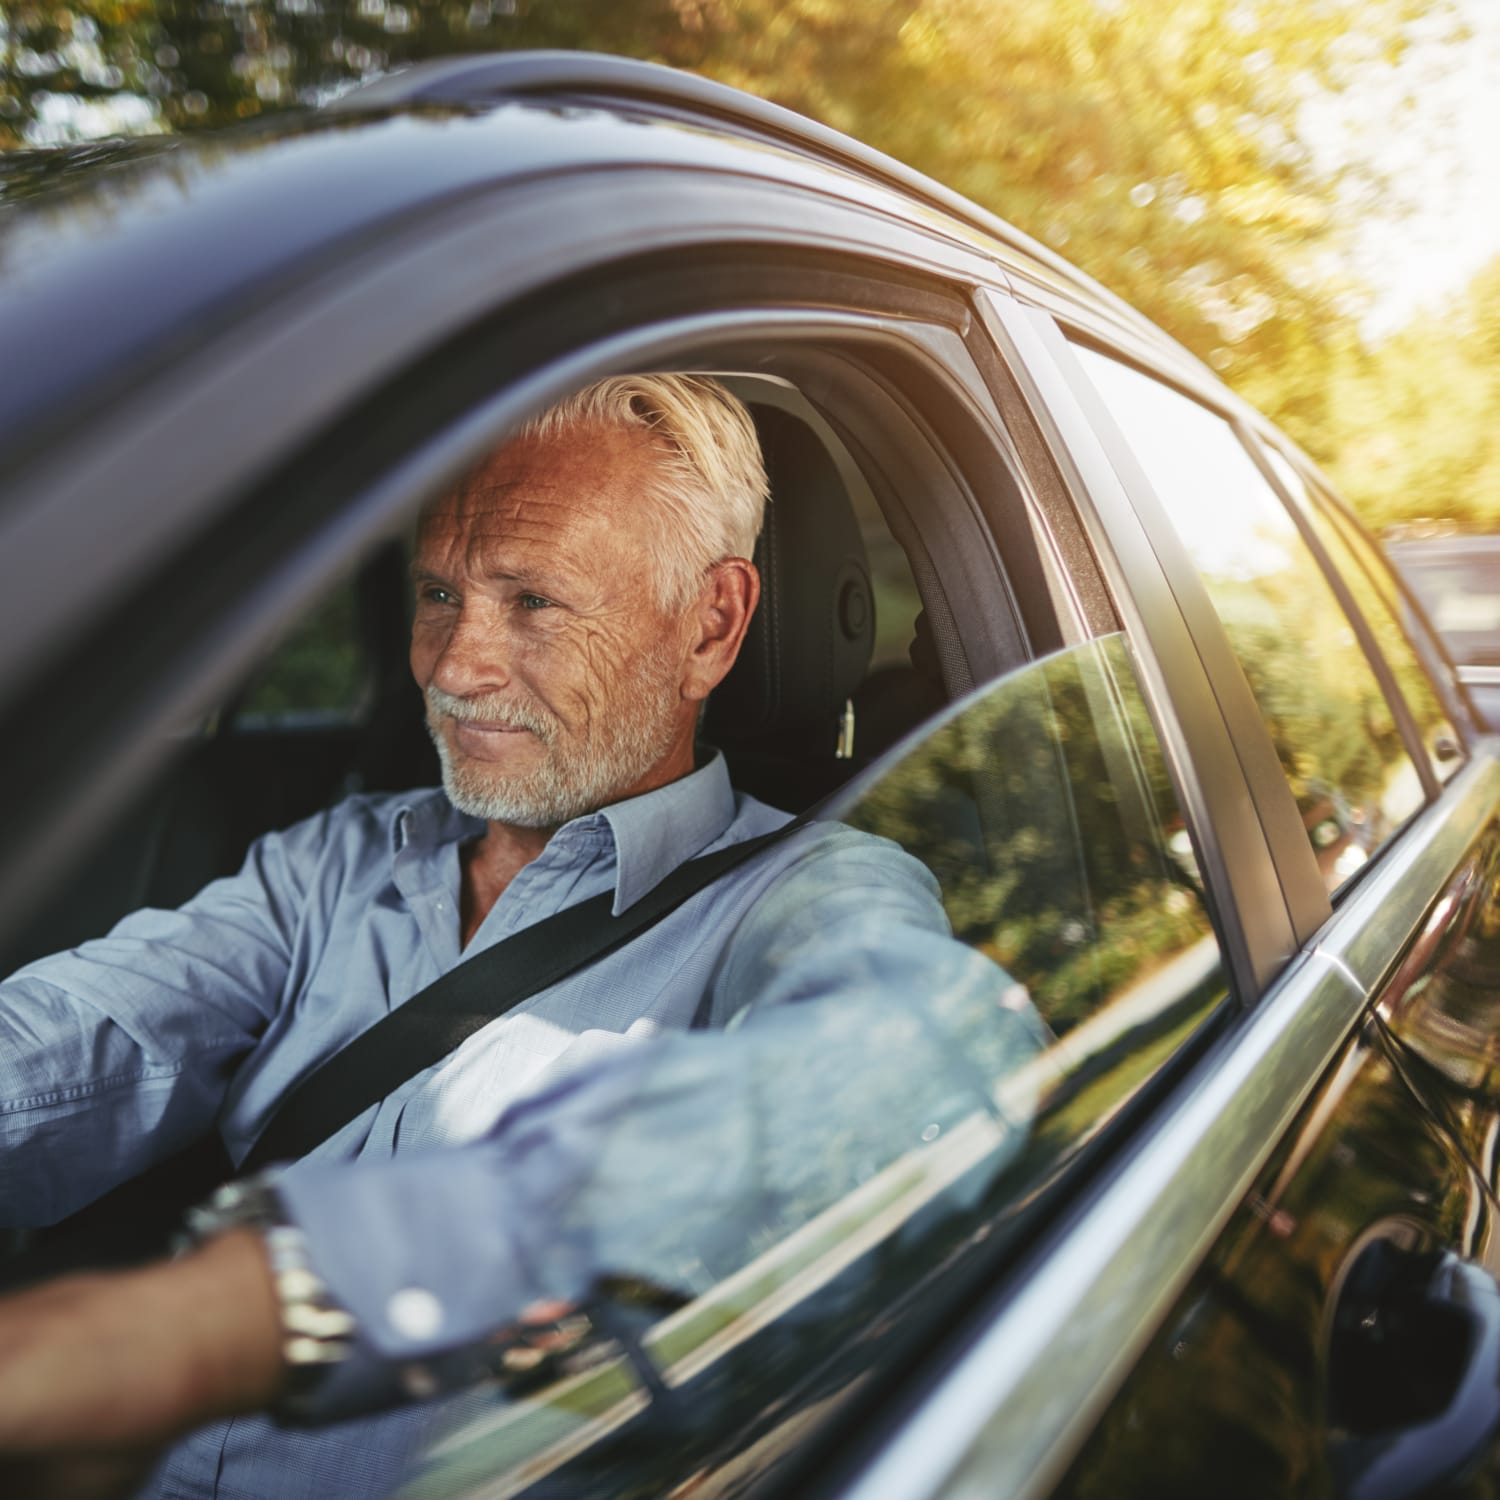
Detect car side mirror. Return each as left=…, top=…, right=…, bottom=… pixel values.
left=1328, top=1241, right=1500, bottom=1499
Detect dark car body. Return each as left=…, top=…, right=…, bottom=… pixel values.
left=4, top=51, right=1500, bottom=1500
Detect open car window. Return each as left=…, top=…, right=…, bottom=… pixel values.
left=397, top=632, right=1229, bottom=1500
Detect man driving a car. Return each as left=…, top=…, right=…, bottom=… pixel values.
left=0, top=374, right=1040, bottom=1500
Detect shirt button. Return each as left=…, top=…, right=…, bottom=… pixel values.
left=387, top=1287, right=444, bottom=1340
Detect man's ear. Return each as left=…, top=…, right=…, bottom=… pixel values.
left=680, top=559, right=759, bottom=703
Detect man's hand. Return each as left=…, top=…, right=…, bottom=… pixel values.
left=0, top=1229, right=285, bottom=1500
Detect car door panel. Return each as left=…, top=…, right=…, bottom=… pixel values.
left=1054, top=773, right=1500, bottom=1498
left=1052, top=1016, right=1487, bottom=1499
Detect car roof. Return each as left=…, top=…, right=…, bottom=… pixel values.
left=0, top=50, right=1214, bottom=480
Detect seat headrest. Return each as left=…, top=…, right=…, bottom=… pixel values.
left=704, top=405, right=875, bottom=745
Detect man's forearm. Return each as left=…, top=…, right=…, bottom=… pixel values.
left=0, top=1229, right=283, bottom=1485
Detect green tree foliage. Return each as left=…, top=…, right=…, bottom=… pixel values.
left=1318, top=251, right=1500, bottom=531
left=0, top=0, right=1451, bottom=445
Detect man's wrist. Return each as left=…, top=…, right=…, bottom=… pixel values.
left=170, top=1228, right=287, bottom=1418
left=180, top=1177, right=359, bottom=1423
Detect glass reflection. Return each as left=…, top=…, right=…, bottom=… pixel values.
left=398, top=635, right=1226, bottom=1500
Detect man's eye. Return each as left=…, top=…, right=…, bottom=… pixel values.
left=519, top=594, right=553, bottom=611
left=421, top=585, right=457, bottom=606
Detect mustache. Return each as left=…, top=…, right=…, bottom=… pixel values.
left=425, top=686, right=556, bottom=740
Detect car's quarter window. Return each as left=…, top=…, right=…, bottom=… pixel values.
left=400, top=633, right=1228, bottom=1500
left=1070, top=346, right=1427, bottom=894
left=1254, top=443, right=1463, bottom=784
left=1325, top=504, right=1481, bottom=746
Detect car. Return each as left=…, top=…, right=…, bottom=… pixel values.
left=1387, top=530, right=1500, bottom=730
left=3, top=49, right=1499, bottom=1500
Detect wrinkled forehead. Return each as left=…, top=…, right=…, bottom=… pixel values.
left=417, top=422, right=668, bottom=559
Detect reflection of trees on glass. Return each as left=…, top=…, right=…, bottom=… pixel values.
left=1260, top=447, right=1459, bottom=783
left=1207, top=551, right=1421, bottom=887
left=1215, top=572, right=1396, bottom=815
left=844, top=635, right=1213, bottom=1036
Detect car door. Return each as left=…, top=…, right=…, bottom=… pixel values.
left=360, top=275, right=1281, bottom=1497
left=857, top=288, right=1500, bottom=1500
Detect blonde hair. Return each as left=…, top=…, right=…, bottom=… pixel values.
left=520, top=374, right=768, bottom=608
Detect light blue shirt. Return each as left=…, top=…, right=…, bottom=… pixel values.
left=0, top=753, right=1039, bottom=1498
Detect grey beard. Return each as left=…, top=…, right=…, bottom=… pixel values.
left=425, top=675, right=682, bottom=829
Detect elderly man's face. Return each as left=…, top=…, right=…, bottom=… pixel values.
left=411, top=423, right=701, bottom=828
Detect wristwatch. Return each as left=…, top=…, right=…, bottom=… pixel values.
left=178, top=1174, right=359, bottom=1421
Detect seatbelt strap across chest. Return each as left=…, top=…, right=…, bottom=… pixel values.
left=240, top=814, right=810, bottom=1172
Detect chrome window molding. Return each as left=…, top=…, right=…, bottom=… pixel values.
left=836, top=944, right=1360, bottom=1500
left=838, top=748, right=1500, bottom=1500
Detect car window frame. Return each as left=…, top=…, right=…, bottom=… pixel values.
left=0, top=242, right=1065, bottom=949
left=974, top=289, right=1307, bottom=994
left=1050, top=329, right=1448, bottom=909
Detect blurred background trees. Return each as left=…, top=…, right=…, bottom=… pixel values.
left=2, top=0, right=1493, bottom=531
left=1320, top=254, right=1500, bottom=530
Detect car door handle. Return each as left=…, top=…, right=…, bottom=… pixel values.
left=1329, top=1246, right=1500, bottom=1499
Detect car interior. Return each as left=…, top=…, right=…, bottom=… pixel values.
left=0, top=339, right=1246, bottom=1495
left=0, top=380, right=944, bottom=981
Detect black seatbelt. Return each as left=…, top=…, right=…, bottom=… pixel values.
left=240, top=814, right=810, bottom=1173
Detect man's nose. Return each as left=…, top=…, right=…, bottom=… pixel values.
left=428, top=606, right=513, bottom=698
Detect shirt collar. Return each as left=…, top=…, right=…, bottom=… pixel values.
left=391, top=790, right=483, bottom=858
left=391, top=753, right=737, bottom=916
left=601, top=751, right=737, bottom=915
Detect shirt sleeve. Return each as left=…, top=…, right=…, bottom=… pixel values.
left=0, top=810, right=328, bottom=1226
left=273, top=825, right=1046, bottom=1416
